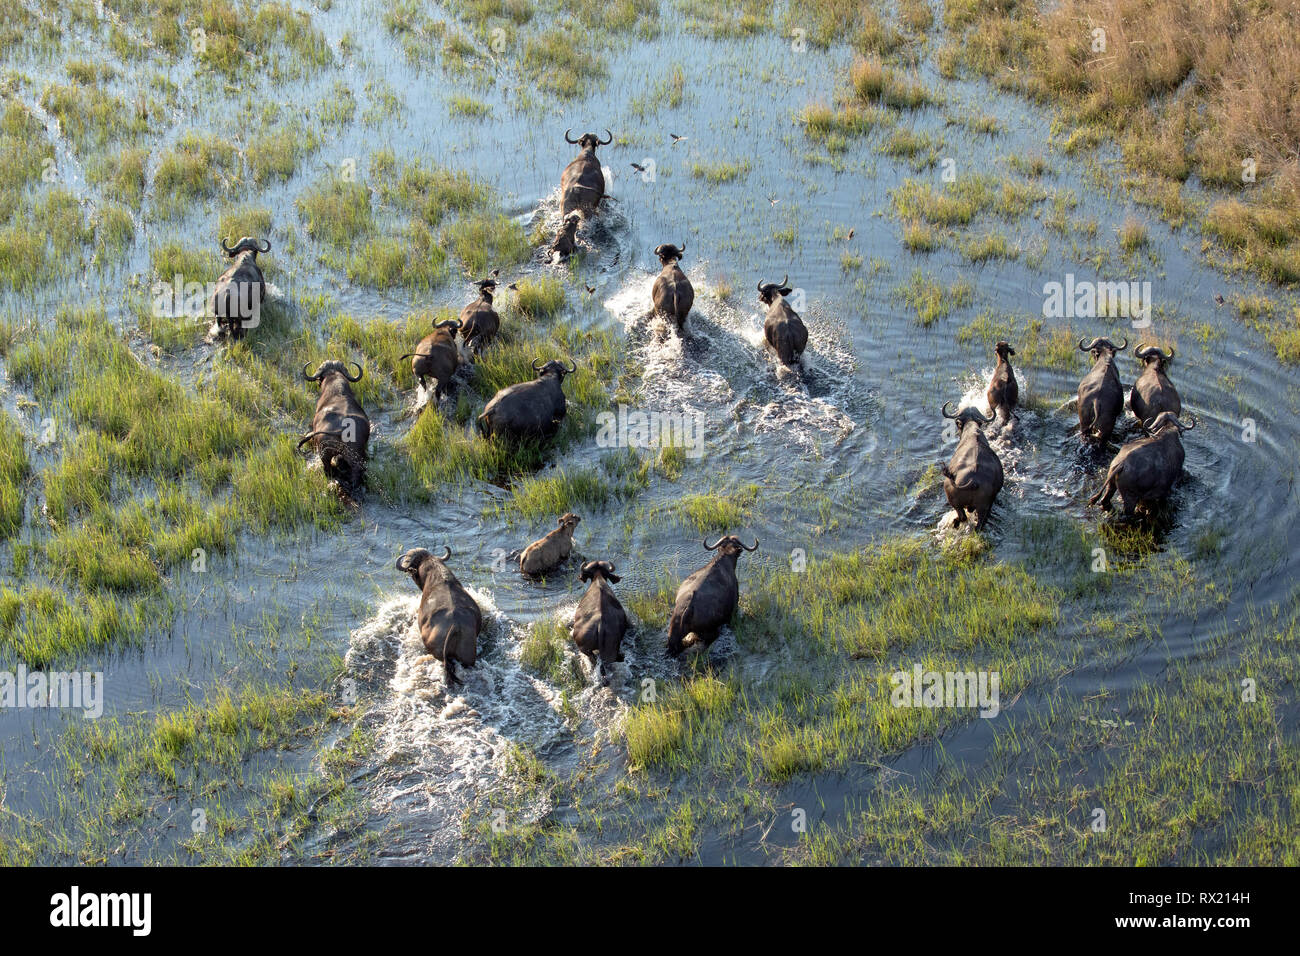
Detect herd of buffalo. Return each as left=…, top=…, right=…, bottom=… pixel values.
left=206, top=130, right=1198, bottom=688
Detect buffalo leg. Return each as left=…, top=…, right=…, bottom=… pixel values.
left=444, top=660, right=461, bottom=687
left=973, top=507, right=990, bottom=532
left=1090, top=476, right=1116, bottom=511
left=951, top=506, right=967, bottom=527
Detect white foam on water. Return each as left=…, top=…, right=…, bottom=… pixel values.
left=343, top=586, right=643, bottom=858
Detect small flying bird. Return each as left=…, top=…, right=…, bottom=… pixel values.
left=507, top=282, right=519, bottom=291
left=1214, top=293, right=1225, bottom=305
left=631, top=162, right=648, bottom=173
left=847, top=228, right=855, bottom=240
left=670, top=133, right=687, bottom=145
left=585, top=284, right=596, bottom=294
left=767, top=196, right=780, bottom=206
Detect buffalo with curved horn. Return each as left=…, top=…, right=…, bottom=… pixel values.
left=459, top=272, right=501, bottom=353
left=477, top=358, right=576, bottom=442
left=400, top=319, right=462, bottom=400
left=299, top=360, right=370, bottom=490
left=1089, top=411, right=1195, bottom=517
left=758, top=275, right=807, bottom=366
left=210, top=236, right=270, bottom=339
left=667, top=535, right=759, bottom=657
left=651, top=242, right=694, bottom=332
left=572, top=560, right=629, bottom=685
left=396, top=546, right=483, bottom=688
left=940, top=402, right=1004, bottom=531
left=1077, top=336, right=1127, bottom=444
left=560, top=128, right=612, bottom=219
left=1130, top=344, right=1181, bottom=423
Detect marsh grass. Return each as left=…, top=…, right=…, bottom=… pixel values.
left=296, top=175, right=373, bottom=249
left=894, top=269, right=974, bottom=325
left=520, top=616, right=584, bottom=692
left=0, top=409, right=28, bottom=538
left=153, top=133, right=235, bottom=218
left=690, top=159, right=753, bottom=185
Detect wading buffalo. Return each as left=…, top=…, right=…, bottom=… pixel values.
left=572, top=560, right=628, bottom=684
left=1089, top=411, right=1195, bottom=516
left=400, top=319, right=462, bottom=400
left=550, top=212, right=581, bottom=261
left=1130, top=344, right=1181, bottom=423
left=210, top=236, right=270, bottom=339
left=396, top=546, right=483, bottom=687
left=299, top=360, right=370, bottom=490
left=758, top=276, right=807, bottom=366
left=941, top=402, right=1004, bottom=531
left=651, top=242, right=694, bottom=332
left=667, top=535, right=759, bottom=657
left=520, top=512, right=581, bottom=575
left=459, top=273, right=501, bottom=353
left=561, top=128, right=612, bottom=219
left=1077, top=336, right=1127, bottom=444
left=987, top=341, right=1018, bottom=425
left=477, top=358, right=575, bottom=442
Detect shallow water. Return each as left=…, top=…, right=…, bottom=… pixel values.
left=0, top=2, right=1296, bottom=862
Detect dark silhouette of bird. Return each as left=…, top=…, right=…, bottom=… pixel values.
left=670, top=133, right=687, bottom=145
left=768, top=196, right=780, bottom=206
left=847, top=228, right=855, bottom=240
left=584, top=284, right=596, bottom=294
left=1214, top=293, right=1225, bottom=305
left=631, top=162, right=647, bottom=173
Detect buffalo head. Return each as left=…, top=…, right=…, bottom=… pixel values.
left=942, top=401, right=995, bottom=428
left=655, top=242, right=686, bottom=265
left=1079, top=336, right=1128, bottom=359
left=396, top=546, right=451, bottom=584
left=579, top=560, right=620, bottom=583
left=1135, top=344, right=1174, bottom=369
left=476, top=270, right=500, bottom=294
left=994, top=341, right=1015, bottom=360
left=303, top=360, right=363, bottom=383
left=532, top=357, right=577, bottom=380
left=1143, top=411, right=1196, bottom=435
left=757, top=275, right=792, bottom=306
left=703, top=535, right=759, bottom=556
left=565, top=128, right=613, bottom=151
left=222, top=236, right=271, bottom=258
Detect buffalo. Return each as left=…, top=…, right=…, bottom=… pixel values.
left=651, top=242, right=694, bottom=332
left=667, top=535, right=759, bottom=657
left=1129, top=344, right=1181, bottom=423
left=519, top=512, right=581, bottom=575
left=1089, top=411, right=1195, bottom=517
left=396, top=546, right=483, bottom=687
left=561, top=128, right=611, bottom=219
left=758, top=276, right=807, bottom=366
left=400, top=319, right=462, bottom=400
left=459, top=273, right=501, bottom=353
left=987, top=341, right=1019, bottom=425
left=1077, top=336, right=1127, bottom=444
left=941, top=402, right=1004, bottom=531
left=550, top=212, right=581, bottom=262
left=477, top=358, right=575, bottom=442
left=210, top=236, right=270, bottom=339
left=299, top=360, right=370, bottom=490
left=572, top=560, right=628, bottom=684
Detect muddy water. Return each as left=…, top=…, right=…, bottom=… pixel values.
left=0, top=2, right=1296, bottom=862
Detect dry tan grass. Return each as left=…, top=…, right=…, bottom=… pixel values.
left=944, top=0, right=1300, bottom=282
